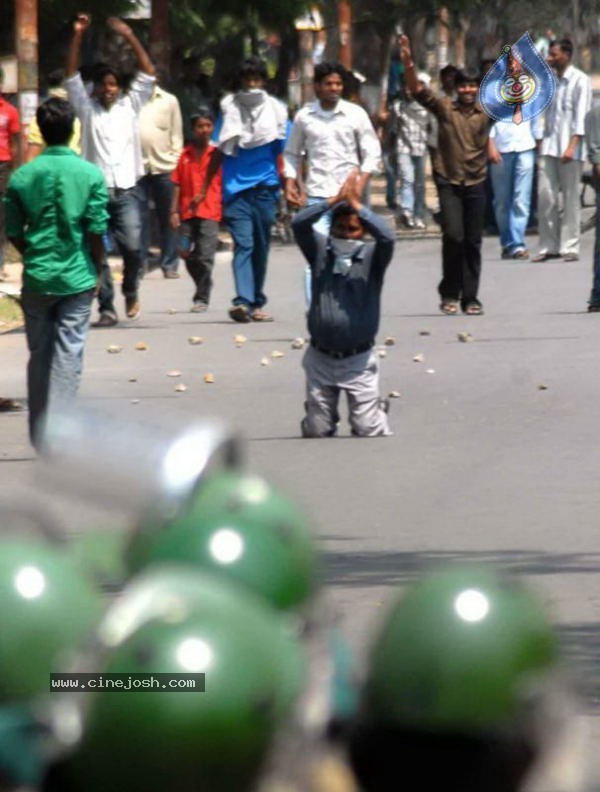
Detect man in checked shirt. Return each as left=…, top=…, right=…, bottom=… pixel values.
left=284, top=62, right=381, bottom=305
left=532, top=39, right=592, bottom=263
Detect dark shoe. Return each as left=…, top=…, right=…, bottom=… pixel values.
left=229, top=304, right=251, bottom=323
left=531, top=251, right=561, bottom=262
left=190, top=301, right=208, bottom=313
left=250, top=308, right=274, bottom=322
left=162, top=269, right=180, bottom=279
left=562, top=252, right=579, bottom=262
left=588, top=303, right=600, bottom=313
left=125, top=298, right=141, bottom=320
left=92, top=311, right=118, bottom=328
left=0, top=398, right=24, bottom=412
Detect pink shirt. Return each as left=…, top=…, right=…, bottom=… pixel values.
left=0, top=97, right=20, bottom=162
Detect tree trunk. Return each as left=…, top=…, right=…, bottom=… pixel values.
left=274, top=23, right=299, bottom=100
left=150, top=0, right=170, bottom=78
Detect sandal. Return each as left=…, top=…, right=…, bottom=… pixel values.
left=250, top=309, right=274, bottom=322
left=463, top=302, right=484, bottom=316
left=440, top=300, right=458, bottom=315
left=229, top=304, right=251, bottom=323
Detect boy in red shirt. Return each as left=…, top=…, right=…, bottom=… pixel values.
left=0, top=67, right=21, bottom=281
left=170, top=108, right=222, bottom=312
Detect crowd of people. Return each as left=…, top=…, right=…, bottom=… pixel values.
left=381, top=33, right=595, bottom=316
left=2, top=17, right=600, bottom=440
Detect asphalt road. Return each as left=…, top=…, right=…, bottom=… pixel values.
left=3, top=229, right=600, bottom=789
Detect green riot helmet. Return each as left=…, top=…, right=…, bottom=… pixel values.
left=363, top=566, right=559, bottom=732
left=0, top=539, right=101, bottom=702
left=350, top=567, right=564, bottom=792
left=126, top=471, right=320, bottom=612
left=59, top=568, right=306, bottom=792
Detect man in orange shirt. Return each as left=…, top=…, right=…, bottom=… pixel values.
left=170, top=108, right=222, bottom=312
left=0, top=66, right=20, bottom=281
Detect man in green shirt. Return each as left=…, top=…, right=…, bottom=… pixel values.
left=5, top=97, right=108, bottom=446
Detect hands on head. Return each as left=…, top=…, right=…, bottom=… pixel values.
left=329, top=170, right=362, bottom=209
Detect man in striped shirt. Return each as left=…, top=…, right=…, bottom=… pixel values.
left=532, top=39, right=591, bottom=263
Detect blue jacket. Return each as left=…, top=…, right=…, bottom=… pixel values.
left=292, top=201, right=395, bottom=352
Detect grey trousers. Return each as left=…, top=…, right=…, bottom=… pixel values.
left=537, top=155, right=582, bottom=255
left=301, top=345, right=392, bottom=438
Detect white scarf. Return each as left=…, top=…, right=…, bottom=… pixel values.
left=330, top=238, right=365, bottom=275
left=218, top=90, right=288, bottom=155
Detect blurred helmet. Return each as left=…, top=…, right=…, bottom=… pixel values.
left=0, top=539, right=101, bottom=702
left=55, top=568, right=306, bottom=792
left=363, top=566, right=559, bottom=731
left=126, top=471, right=319, bottom=612
left=350, top=567, right=563, bottom=792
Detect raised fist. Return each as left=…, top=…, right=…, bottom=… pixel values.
left=73, top=13, right=91, bottom=34
left=107, top=17, right=133, bottom=39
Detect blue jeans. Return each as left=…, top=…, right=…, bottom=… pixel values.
left=22, top=289, right=94, bottom=447
left=224, top=186, right=279, bottom=308
left=489, top=149, right=535, bottom=253
left=138, top=172, right=179, bottom=273
left=98, top=186, right=143, bottom=314
left=398, top=153, right=426, bottom=219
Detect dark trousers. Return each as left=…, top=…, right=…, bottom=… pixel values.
left=98, top=185, right=143, bottom=315
left=138, top=172, right=178, bottom=273
left=181, top=218, right=220, bottom=304
left=437, top=178, right=486, bottom=308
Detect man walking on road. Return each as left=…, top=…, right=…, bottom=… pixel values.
left=400, top=36, right=490, bottom=315
left=5, top=98, right=108, bottom=447
left=138, top=78, right=183, bottom=279
left=284, top=62, right=381, bottom=304
left=532, top=39, right=591, bottom=263
left=217, top=56, right=288, bottom=323
left=65, top=13, right=155, bottom=326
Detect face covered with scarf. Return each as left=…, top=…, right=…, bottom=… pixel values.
left=330, top=209, right=365, bottom=275
left=237, top=73, right=267, bottom=108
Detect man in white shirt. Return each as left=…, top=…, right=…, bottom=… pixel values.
left=138, top=82, right=183, bottom=278
left=488, top=118, right=540, bottom=259
left=66, top=14, right=155, bottom=326
left=284, top=62, right=381, bottom=303
left=532, top=38, right=591, bottom=262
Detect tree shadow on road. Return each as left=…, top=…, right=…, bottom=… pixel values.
left=322, top=547, right=600, bottom=588
left=558, top=623, right=600, bottom=714
left=321, top=546, right=600, bottom=714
